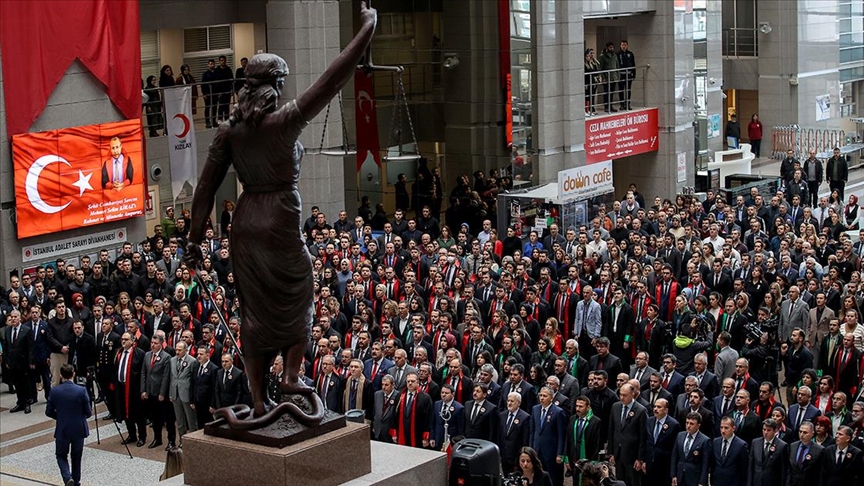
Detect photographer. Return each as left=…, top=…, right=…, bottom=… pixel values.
left=575, top=460, right=626, bottom=486
left=740, top=307, right=780, bottom=385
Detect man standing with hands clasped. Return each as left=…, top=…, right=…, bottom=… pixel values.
left=608, top=383, right=648, bottom=486
left=46, top=364, right=91, bottom=486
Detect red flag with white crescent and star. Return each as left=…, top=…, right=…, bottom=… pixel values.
left=354, top=69, right=382, bottom=172
left=12, top=120, right=146, bottom=239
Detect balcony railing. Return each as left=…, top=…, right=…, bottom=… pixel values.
left=142, top=63, right=441, bottom=138
left=583, top=65, right=651, bottom=115
left=723, top=28, right=758, bottom=58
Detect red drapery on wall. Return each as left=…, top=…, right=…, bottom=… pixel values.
left=0, top=0, right=142, bottom=138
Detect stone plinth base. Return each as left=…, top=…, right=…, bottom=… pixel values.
left=163, top=433, right=448, bottom=485
left=183, top=422, right=371, bottom=486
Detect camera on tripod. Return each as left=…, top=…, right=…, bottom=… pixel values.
left=744, top=315, right=779, bottom=343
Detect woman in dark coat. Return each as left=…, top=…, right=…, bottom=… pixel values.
left=144, top=75, right=163, bottom=137
left=184, top=3, right=378, bottom=421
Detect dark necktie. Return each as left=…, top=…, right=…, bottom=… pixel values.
left=722, top=439, right=729, bottom=458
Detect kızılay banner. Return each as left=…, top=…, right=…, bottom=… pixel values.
left=12, top=120, right=145, bottom=239
left=585, top=107, right=659, bottom=163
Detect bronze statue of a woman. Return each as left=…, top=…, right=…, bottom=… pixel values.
left=184, top=2, right=377, bottom=424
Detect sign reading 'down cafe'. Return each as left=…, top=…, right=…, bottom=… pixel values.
left=585, top=107, right=659, bottom=163
left=558, top=160, right=614, bottom=201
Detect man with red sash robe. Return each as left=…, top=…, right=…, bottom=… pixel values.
left=655, top=264, right=680, bottom=321
left=390, top=372, right=433, bottom=448
left=113, top=332, right=147, bottom=446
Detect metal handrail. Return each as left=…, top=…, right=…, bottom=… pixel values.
left=722, top=28, right=758, bottom=58
left=141, top=64, right=442, bottom=137
left=582, top=64, right=651, bottom=114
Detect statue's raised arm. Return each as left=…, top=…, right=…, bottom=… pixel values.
left=295, top=1, right=377, bottom=123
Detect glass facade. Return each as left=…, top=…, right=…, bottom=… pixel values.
left=840, top=0, right=864, bottom=82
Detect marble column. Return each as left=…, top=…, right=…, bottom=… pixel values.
left=267, top=0, right=346, bottom=221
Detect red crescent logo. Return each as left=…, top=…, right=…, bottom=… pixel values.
left=173, top=114, right=190, bottom=138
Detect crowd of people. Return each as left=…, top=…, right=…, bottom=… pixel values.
left=143, top=55, right=248, bottom=137
left=1, top=169, right=864, bottom=485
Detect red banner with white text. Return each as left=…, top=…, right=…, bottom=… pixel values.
left=585, top=108, right=659, bottom=163
left=0, top=0, right=141, bottom=138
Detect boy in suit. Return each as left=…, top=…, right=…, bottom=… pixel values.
left=430, top=384, right=464, bottom=450
left=193, top=344, right=218, bottom=427
left=46, top=364, right=91, bottom=486
left=747, top=418, right=788, bottom=486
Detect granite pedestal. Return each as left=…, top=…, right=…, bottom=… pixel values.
left=183, top=422, right=371, bottom=486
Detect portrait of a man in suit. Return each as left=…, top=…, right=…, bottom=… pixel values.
left=101, top=136, right=134, bottom=190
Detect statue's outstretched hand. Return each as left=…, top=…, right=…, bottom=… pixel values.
left=184, top=242, right=204, bottom=270
left=360, top=1, right=377, bottom=27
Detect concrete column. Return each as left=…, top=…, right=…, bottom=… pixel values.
left=442, top=0, right=509, bottom=184
left=533, top=0, right=585, bottom=185
left=267, top=0, right=346, bottom=221
left=611, top=2, right=696, bottom=200
left=706, top=0, right=725, bottom=154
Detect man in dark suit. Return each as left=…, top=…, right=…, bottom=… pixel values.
left=193, top=343, right=218, bottom=427
left=464, top=383, right=498, bottom=441
left=211, top=352, right=247, bottom=412
left=630, top=352, right=656, bottom=392
left=822, top=425, right=862, bottom=486
left=706, top=261, right=732, bottom=300
left=670, top=412, right=712, bottom=486
left=608, top=383, right=648, bottom=486
left=2, top=310, right=35, bottom=413
left=731, top=388, right=762, bottom=444
left=677, top=388, right=715, bottom=439
left=834, top=333, right=862, bottom=397
left=500, top=391, right=532, bottom=473
left=590, top=337, right=624, bottom=380
left=604, top=290, right=636, bottom=368
left=101, top=136, right=134, bottom=190
left=114, top=332, right=146, bottom=446
left=67, top=321, right=97, bottom=397
left=363, top=342, right=393, bottom=391
left=645, top=398, right=681, bottom=486
left=500, top=363, right=538, bottom=412
left=94, top=318, right=121, bottom=416
left=690, top=353, right=720, bottom=400
left=25, top=306, right=52, bottom=404
left=430, top=384, right=464, bottom=451
left=786, top=385, right=822, bottom=442
left=646, top=371, right=674, bottom=408
left=372, top=375, right=399, bottom=442
left=140, top=334, right=175, bottom=449
left=710, top=416, right=749, bottom=485
left=747, top=418, right=788, bottom=486
left=389, top=372, right=433, bottom=448
left=315, top=355, right=344, bottom=413
left=660, top=354, right=686, bottom=398
left=45, top=364, right=91, bottom=486
left=530, top=387, right=567, bottom=486
left=787, top=421, right=824, bottom=486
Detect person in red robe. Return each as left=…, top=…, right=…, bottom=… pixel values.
left=390, top=372, right=433, bottom=448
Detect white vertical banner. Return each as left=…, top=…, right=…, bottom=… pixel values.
left=163, top=86, right=198, bottom=200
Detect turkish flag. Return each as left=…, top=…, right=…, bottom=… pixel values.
left=354, top=69, right=382, bottom=171
left=13, top=120, right=145, bottom=239
left=0, top=0, right=141, bottom=137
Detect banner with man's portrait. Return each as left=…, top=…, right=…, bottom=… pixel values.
left=12, top=119, right=145, bottom=239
